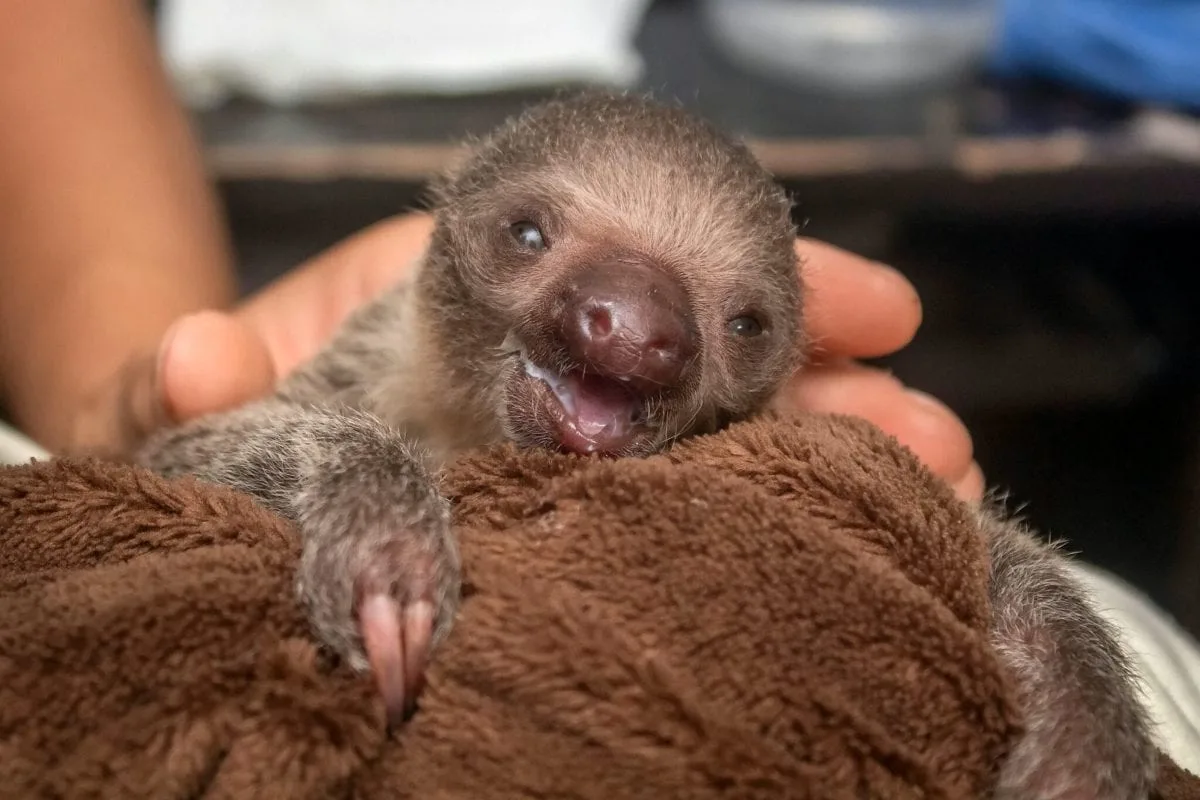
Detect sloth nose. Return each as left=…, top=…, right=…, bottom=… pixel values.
left=557, top=262, right=698, bottom=392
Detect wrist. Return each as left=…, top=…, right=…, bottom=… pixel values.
left=3, top=333, right=160, bottom=455
left=1, top=263, right=235, bottom=453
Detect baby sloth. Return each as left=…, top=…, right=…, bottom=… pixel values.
left=139, top=91, right=1157, bottom=798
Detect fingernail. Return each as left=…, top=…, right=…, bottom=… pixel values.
left=906, top=388, right=975, bottom=460
left=955, top=461, right=987, bottom=503
left=880, top=258, right=920, bottom=285
left=856, top=258, right=897, bottom=279
left=907, top=388, right=945, bottom=410
left=905, top=388, right=951, bottom=417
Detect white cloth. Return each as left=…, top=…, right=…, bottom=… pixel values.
left=1072, top=562, right=1200, bottom=772
left=1, top=419, right=1196, bottom=771
left=158, top=0, right=654, bottom=108
left=0, top=421, right=43, bottom=466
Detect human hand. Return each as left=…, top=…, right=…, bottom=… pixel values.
left=78, top=212, right=982, bottom=501
left=773, top=238, right=984, bottom=501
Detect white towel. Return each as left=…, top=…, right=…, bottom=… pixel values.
left=158, top=0, right=654, bottom=108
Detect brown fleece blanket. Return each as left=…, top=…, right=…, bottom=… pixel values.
left=0, top=412, right=1195, bottom=799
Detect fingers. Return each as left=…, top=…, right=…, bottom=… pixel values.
left=791, top=239, right=983, bottom=502
left=773, top=359, right=983, bottom=502
left=358, top=593, right=411, bottom=728
left=796, top=238, right=923, bottom=361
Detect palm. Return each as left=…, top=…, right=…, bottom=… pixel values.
left=237, top=214, right=435, bottom=379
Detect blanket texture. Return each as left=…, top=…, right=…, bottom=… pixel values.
left=0, top=412, right=1195, bottom=798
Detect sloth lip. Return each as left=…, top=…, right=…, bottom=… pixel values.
left=519, top=355, right=646, bottom=455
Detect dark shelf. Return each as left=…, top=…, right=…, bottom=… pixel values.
left=193, top=1, right=1200, bottom=187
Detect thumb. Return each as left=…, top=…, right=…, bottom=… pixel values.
left=69, top=310, right=275, bottom=458
left=157, top=310, right=277, bottom=424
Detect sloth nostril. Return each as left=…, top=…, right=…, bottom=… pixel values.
left=586, top=306, right=612, bottom=338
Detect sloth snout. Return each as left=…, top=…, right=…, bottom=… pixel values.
left=555, top=261, right=698, bottom=394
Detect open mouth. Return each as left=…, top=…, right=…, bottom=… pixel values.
left=519, top=355, right=647, bottom=455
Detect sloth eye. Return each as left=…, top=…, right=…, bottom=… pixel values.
left=727, top=315, right=764, bottom=337
left=509, top=220, right=546, bottom=251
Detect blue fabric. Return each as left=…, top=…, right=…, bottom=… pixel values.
left=988, top=0, right=1200, bottom=109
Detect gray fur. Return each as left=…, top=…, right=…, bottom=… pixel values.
left=980, top=497, right=1157, bottom=798
left=136, top=90, right=1157, bottom=797
left=141, top=387, right=459, bottom=671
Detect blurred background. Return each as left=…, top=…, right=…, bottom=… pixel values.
left=151, top=0, right=1200, bottom=634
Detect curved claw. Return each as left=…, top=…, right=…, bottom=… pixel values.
left=360, top=593, right=409, bottom=726
left=359, top=594, right=435, bottom=729
left=403, top=599, right=434, bottom=700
